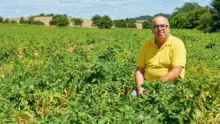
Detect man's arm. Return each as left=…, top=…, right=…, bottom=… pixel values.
left=166, top=39, right=186, bottom=81
left=160, top=66, right=183, bottom=81
left=135, top=66, right=148, bottom=95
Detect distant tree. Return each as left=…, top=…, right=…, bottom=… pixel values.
left=173, top=2, right=201, bottom=14
left=49, top=14, right=69, bottom=27
left=19, top=16, right=44, bottom=25
left=125, top=19, right=136, bottom=28
left=56, top=15, right=69, bottom=26
left=0, top=16, right=3, bottom=23
left=126, top=15, right=152, bottom=21
left=63, top=14, right=67, bottom=17
left=125, top=19, right=136, bottom=23
left=72, top=18, right=84, bottom=26
left=212, top=0, right=220, bottom=12
left=91, top=14, right=101, bottom=26
left=113, top=19, right=136, bottom=28
left=40, top=13, right=45, bottom=16
left=169, top=2, right=210, bottom=29
left=27, top=16, right=35, bottom=24
left=114, top=19, right=127, bottom=28
left=29, top=16, right=34, bottom=20
left=197, top=8, right=215, bottom=32
left=47, top=13, right=54, bottom=16
left=4, top=18, right=9, bottom=23
left=9, top=20, right=17, bottom=24
left=35, top=20, right=45, bottom=25
left=49, top=19, right=57, bottom=25
left=126, top=22, right=136, bottom=28
left=212, top=0, right=220, bottom=16
left=97, top=15, right=113, bottom=29
left=19, top=17, right=26, bottom=24
left=211, top=0, right=220, bottom=32
left=142, top=19, right=152, bottom=29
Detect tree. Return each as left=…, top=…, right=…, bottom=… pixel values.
left=91, top=14, right=101, bottom=26
left=142, top=19, right=152, bottom=29
left=19, top=16, right=44, bottom=25
left=97, top=15, right=113, bottom=29
left=29, top=16, right=34, bottom=21
left=173, top=2, right=201, bottom=14
left=47, top=13, right=54, bottom=16
left=212, top=0, right=220, bottom=12
left=127, top=22, right=136, bottom=28
left=125, top=19, right=136, bottom=28
left=169, top=2, right=210, bottom=29
left=27, top=16, right=35, bottom=24
left=125, top=15, right=152, bottom=20
left=4, top=18, right=9, bottom=23
left=49, top=19, right=57, bottom=25
left=72, top=18, right=84, bottom=26
left=211, top=0, right=220, bottom=32
left=10, top=20, right=17, bottom=24
left=40, top=13, right=45, bottom=16
left=49, top=14, right=69, bottom=27
left=35, top=20, right=45, bottom=25
left=0, top=16, right=3, bottom=23
left=20, top=17, right=25, bottom=24
left=114, top=19, right=127, bottom=28
left=56, top=15, right=69, bottom=26
left=196, top=8, right=215, bottom=32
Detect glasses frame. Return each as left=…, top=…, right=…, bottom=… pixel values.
left=152, top=24, right=169, bottom=30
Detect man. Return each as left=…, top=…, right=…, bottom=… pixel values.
left=135, top=15, right=186, bottom=95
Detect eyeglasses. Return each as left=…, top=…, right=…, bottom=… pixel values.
left=152, top=24, right=169, bottom=30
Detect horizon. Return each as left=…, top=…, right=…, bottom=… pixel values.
left=0, top=0, right=211, bottom=20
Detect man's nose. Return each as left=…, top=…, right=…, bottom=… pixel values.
left=158, top=26, right=163, bottom=30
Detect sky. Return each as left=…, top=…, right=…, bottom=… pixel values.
left=0, top=0, right=212, bottom=19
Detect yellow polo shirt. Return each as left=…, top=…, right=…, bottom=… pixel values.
left=136, top=34, right=186, bottom=80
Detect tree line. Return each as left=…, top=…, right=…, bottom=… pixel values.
left=0, top=16, right=45, bottom=25
left=140, top=0, right=220, bottom=33
left=169, top=0, right=220, bottom=32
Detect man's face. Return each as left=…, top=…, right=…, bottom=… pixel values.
left=152, top=17, right=170, bottom=41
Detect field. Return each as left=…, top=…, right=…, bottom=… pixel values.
left=0, top=24, right=219, bottom=123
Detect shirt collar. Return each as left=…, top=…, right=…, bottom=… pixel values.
left=150, top=33, right=173, bottom=47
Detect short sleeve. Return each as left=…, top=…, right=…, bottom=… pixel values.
left=136, top=42, right=147, bottom=68
left=172, top=40, right=186, bottom=67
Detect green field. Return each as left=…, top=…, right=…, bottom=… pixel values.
left=0, top=24, right=219, bottom=123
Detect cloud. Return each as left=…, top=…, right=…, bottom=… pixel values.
left=58, top=0, right=138, bottom=7
left=179, top=0, right=202, bottom=3
left=159, top=0, right=170, bottom=5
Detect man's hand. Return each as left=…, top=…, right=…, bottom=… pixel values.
left=135, top=66, right=149, bottom=95
left=160, top=66, right=183, bottom=81
left=137, top=87, right=149, bottom=95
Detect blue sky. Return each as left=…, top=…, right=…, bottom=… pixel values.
left=0, top=0, right=212, bottom=19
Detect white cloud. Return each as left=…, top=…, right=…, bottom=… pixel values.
left=179, top=0, right=202, bottom=3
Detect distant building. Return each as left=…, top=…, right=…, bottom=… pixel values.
left=135, top=20, right=144, bottom=29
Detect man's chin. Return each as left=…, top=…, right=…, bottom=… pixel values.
left=159, top=33, right=165, bottom=37
left=156, top=35, right=165, bottom=38
left=155, top=36, right=166, bottom=42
